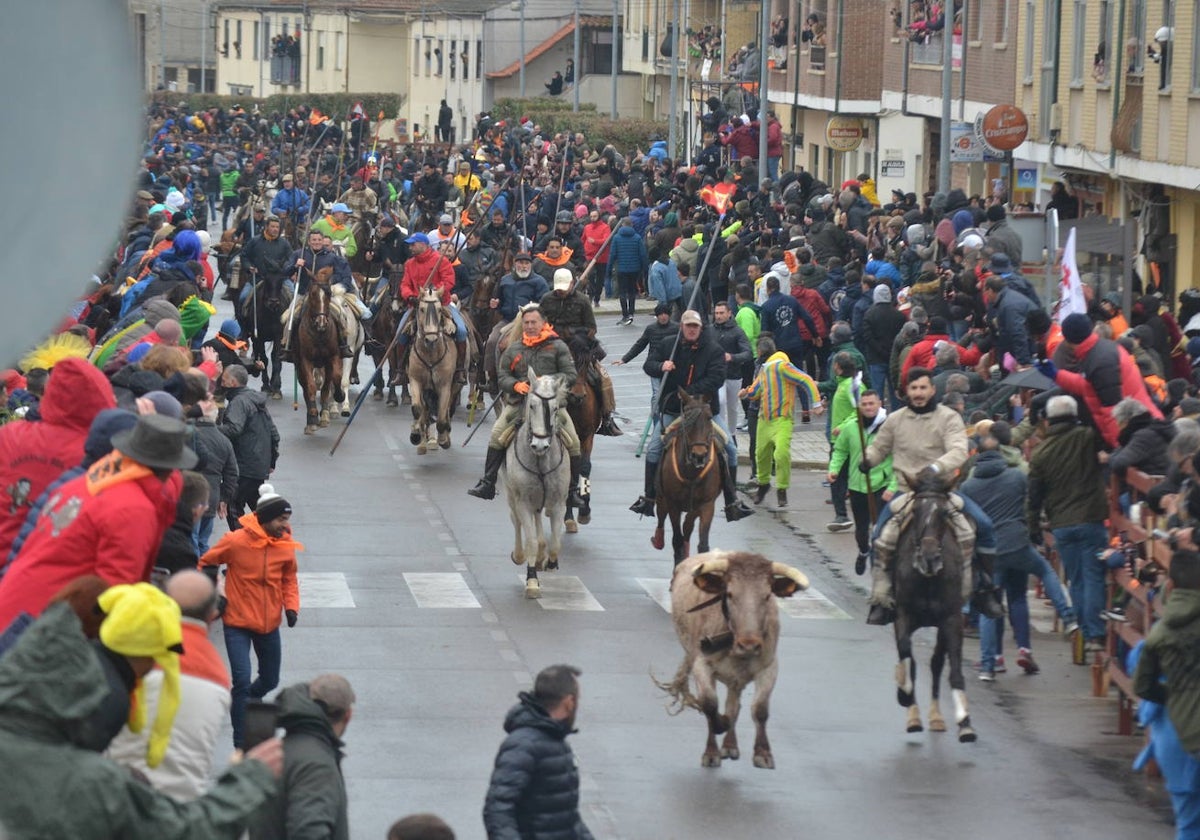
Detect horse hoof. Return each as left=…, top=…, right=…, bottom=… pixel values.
left=958, top=726, right=977, bottom=743
left=350, top=374, right=360, bottom=385
left=386, top=397, right=398, bottom=407
left=721, top=746, right=740, bottom=761
left=439, top=438, right=451, bottom=450
left=409, top=431, right=422, bottom=446
left=271, top=392, right=282, bottom=401
left=417, top=443, right=427, bottom=455
left=565, top=519, right=578, bottom=534
left=546, top=559, right=559, bottom=571
left=906, top=721, right=924, bottom=733
left=373, top=392, right=383, bottom=401
left=319, top=416, right=330, bottom=428
left=701, top=752, right=721, bottom=768
left=524, top=579, right=541, bottom=599
left=752, top=752, right=775, bottom=770
left=928, top=716, right=947, bottom=733
left=304, top=426, right=316, bottom=435
left=401, top=394, right=412, bottom=405
left=341, top=409, right=350, bottom=417
left=510, top=552, right=523, bottom=566
left=650, top=530, right=664, bottom=551
left=577, top=513, right=591, bottom=525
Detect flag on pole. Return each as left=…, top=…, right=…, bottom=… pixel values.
left=308, top=109, right=326, bottom=126
left=849, top=371, right=864, bottom=407
left=699, top=181, right=736, bottom=215
left=350, top=101, right=366, bottom=121
left=1057, top=226, right=1087, bottom=323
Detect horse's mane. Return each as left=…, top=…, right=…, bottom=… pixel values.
left=910, top=466, right=951, bottom=495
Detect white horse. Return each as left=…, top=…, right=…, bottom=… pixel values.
left=331, top=287, right=365, bottom=417
left=503, top=372, right=570, bottom=599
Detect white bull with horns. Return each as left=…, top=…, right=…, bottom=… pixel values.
left=656, top=550, right=809, bottom=769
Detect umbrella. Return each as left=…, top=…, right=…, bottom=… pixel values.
left=1003, top=367, right=1057, bottom=391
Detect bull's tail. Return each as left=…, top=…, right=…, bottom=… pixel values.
left=651, top=658, right=702, bottom=716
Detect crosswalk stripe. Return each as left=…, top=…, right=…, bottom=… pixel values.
left=297, top=572, right=356, bottom=608
left=404, top=572, right=482, bottom=608
left=637, top=577, right=850, bottom=620
left=519, top=574, right=605, bottom=611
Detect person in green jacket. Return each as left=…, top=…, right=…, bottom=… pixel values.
left=828, top=389, right=896, bottom=574
left=220, top=168, right=242, bottom=228
left=817, top=322, right=868, bottom=400
left=824, top=351, right=860, bottom=532
left=0, top=603, right=282, bottom=839
left=310, top=203, right=357, bottom=259
left=247, top=676, right=354, bottom=840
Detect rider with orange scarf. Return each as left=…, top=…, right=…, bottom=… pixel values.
left=531, top=237, right=582, bottom=285
left=397, top=232, right=469, bottom=384
left=468, top=305, right=584, bottom=506
left=310, top=203, right=357, bottom=259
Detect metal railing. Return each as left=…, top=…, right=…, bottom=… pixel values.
left=911, top=32, right=943, bottom=65
left=270, top=55, right=301, bottom=85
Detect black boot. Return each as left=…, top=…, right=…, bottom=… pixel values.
left=568, top=455, right=586, bottom=507
left=629, top=460, right=657, bottom=515
left=597, top=413, right=623, bottom=436
left=752, top=484, right=770, bottom=504
left=468, top=447, right=505, bottom=499
left=339, top=336, right=354, bottom=359
left=723, top=462, right=755, bottom=522
left=454, top=340, right=469, bottom=385
left=972, top=553, right=1005, bottom=620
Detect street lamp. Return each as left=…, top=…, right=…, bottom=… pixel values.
left=510, top=0, right=526, bottom=98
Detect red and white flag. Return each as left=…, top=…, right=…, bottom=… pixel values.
left=1057, top=226, right=1087, bottom=323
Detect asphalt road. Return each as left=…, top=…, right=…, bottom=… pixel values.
left=202, top=295, right=1175, bottom=840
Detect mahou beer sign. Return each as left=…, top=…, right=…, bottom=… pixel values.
left=826, top=116, right=864, bottom=152
left=978, top=104, right=1029, bottom=152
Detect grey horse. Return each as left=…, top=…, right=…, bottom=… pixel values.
left=503, top=372, right=570, bottom=599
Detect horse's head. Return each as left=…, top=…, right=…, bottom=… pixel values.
left=525, top=373, right=562, bottom=455
left=309, top=267, right=334, bottom=332
left=261, top=273, right=285, bottom=310
left=678, top=389, right=715, bottom=471
left=418, top=285, right=447, bottom=345
left=908, top=467, right=953, bottom=578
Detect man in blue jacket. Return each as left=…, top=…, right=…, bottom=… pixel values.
left=608, top=218, right=649, bottom=326
left=760, top=275, right=818, bottom=370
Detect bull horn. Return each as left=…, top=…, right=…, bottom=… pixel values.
left=692, top=555, right=730, bottom=579
left=771, top=562, right=809, bottom=591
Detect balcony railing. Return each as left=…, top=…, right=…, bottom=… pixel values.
left=808, top=45, right=826, bottom=71
left=911, top=32, right=943, bottom=65
left=270, top=55, right=301, bottom=85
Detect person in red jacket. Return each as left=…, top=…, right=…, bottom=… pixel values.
left=582, top=210, right=613, bottom=305
left=397, top=232, right=469, bottom=383
left=0, top=414, right=192, bottom=630
left=199, top=483, right=301, bottom=748
left=0, top=357, right=116, bottom=563
left=1036, top=312, right=1162, bottom=448
left=720, top=117, right=759, bottom=161
left=901, top=315, right=983, bottom=387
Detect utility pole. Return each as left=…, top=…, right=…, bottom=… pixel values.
left=667, top=0, right=679, bottom=156
left=159, top=0, right=167, bottom=89
left=201, top=2, right=209, bottom=93
left=573, top=0, right=581, bottom=111
left=938, top=17, right=953, bottom=192
left=519, top=0, right=526, bottom=98
left=757, top=0, right=769, bottom=175
left=611, top=0, right=618, bottom=118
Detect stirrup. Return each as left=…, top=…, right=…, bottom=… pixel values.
left=866, top=604, right=895, bottom=626
left=597, top=416, right=623, bottom=436
left=468, top=479, right=496, bottom=500
left=724, top=500, right=755, bottom=522
left=629, top=496, right=655, bottom=516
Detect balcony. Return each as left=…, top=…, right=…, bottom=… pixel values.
left=270, top=55, right=301, bottom=86
left=911, top=32, right=943, bottom=65
left=808, top=45, right=826, bottom=71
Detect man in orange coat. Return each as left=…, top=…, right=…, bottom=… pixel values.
left=199, top=483, right=301, bottom=748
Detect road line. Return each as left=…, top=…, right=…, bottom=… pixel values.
left=520, top=575, right=605, bottom=611
left=777, top=587, right=853, bottom=620
left=403, top=572, right=481, bottom=608
left=636, top=577, right=673, bottom=613
left=297, top=572, right=356, bottom=608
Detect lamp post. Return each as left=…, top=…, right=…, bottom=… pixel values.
left=611, top=0, right=618, bottom=118
left=573, top=0, right=581, bottom=112
left=518, top=0, right=526, bottom=98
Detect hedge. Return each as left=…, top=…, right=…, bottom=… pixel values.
left=490, top=98, right=667, bottom=155
left=148, top=91, right=405, bottom=119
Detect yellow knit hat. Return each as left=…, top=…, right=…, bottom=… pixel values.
left=97, top=583, right=184, bottom=768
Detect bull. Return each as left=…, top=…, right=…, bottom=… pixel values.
left=656, top=550, right=809, bottom=769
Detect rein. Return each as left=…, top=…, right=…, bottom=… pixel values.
left=512, top=388, right=565, bottom=511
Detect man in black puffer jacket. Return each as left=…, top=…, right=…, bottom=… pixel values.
left=483, top=665, right=593, bottom=840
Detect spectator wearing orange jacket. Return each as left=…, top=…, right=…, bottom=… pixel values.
left=199, top=483, right=301, bottom=748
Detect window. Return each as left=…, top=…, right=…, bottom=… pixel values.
left=253, top=21, right=260, bottom=60
left=972, top=0, right=985, bottom=42
left=263, top=19, right=271, bottom=62
left=997, top=0, right=1010, bottom=42
left=425, top=38, right=433, bottom=76
left=436, top=39, right=444, bottom=75
left=1096, top=0, right=1111, bottom=81
left=643, top=27, right=649, bottom=61
left=1070, top=0, right=1086, bottom=83
left=476, top=40, right=482, bottom=79
left=282, top=17, right=289, bottom=37
left=335, top=32, right=342, bottom=70
left=1129, top=0, right=1146, bottom=73
left=317, top=31, right=325, bottom=70
left=1023, top=0, right=1034, bottom=82
left=450, top=40, right=456, bottom=79
left=223, top=19, right=230, bottom=57
left=414, top=38, right=421, bottom=76
left=1192, top=0, right=1200, bottom=90
left=236, top=20, right=242, bottom=58
left=1040, top=0, right=1058, bottom=136
left=462, top=39, right=469, bottom=78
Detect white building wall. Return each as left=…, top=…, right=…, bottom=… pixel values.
left=875, top=112, right=927, bottom=199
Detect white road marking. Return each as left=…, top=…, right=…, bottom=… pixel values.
left=403, top=572, right=481, bottom=608
left=637, top=577, right=851, bottom=619
left=297, top=572, right=356, bottom=608
left=519, top=574, right=605, bottom=611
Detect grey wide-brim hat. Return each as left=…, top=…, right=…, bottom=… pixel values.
left=112, top=414, right=198, bottom=470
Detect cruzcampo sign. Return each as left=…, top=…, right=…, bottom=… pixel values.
left=978, top=105, right=1029, bottom=152
left=826, top=116, right=864, bottom=152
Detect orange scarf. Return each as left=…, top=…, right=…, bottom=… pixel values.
left=86, top=451, right=154, bottom=496
left=535, top=248, right=572, bottom=267
left=522, top=323, right=559, bottom=347
left=324, top=215, right=346, bottom=232
left=217, top=334, right=247, bottom=353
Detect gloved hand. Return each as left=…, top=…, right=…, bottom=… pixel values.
left=513, top=382, right=531, bottom=395
left=858, top=459, right=873, bottom=474
left=285, top=610, right=298, bottom=628
left=1034, top=359, right=1058, bottom=380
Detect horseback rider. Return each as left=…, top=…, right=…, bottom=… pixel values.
left=396, top=232, right=470, bottom=385
left=269, top=173, right=310, bottom=237
left=222, top=203, right=267, bottom=301
left=858, top=366, right=1004, bottom=626
left=281, top=229, right=360, bottom=360
left=534, top=210, right=584, bottom=256
left=485, top=252, right=550, bottom=386
left=311, top=203, right=358, bottom=259
left=238, top=215, right=293, bottom=312
left=539, top=269, right=622, bottom=436
left=629, top=310, right=755, bottom=522
left=337, top=173, right=379, bottom=228
left=468, top=304, right=585, bottom=506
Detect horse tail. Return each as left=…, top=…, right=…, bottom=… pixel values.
left=652, top=658, right=702, bottom=716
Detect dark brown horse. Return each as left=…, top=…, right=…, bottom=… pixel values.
left=365, top=274, right=402, bottom=407
left=238, top=272, right=290, bottom=399
left=651, top=391, right=723, bottom=564
left=892, top=468, right=976, bottom=743
left=294, top=267, right=345, bottom=434
left=563, top=335, right=599, bottom=533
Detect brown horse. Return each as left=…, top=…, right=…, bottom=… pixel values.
left=365, top=275, right=401, bottom=407
left=563, top=335, right=599, bottom=533
left=406, top=286, right=465, bottom=453
left=651, top=391, right=723, bottom=564
left=294, top=268, right=345, bottom=434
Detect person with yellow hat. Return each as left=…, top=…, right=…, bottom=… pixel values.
left=200, top=482, right=302, bottom=748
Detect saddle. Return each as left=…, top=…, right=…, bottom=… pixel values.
left=661, top=415, right=728, bottom=448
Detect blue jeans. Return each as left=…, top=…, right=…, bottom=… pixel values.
left=1051, top=522, right=1108, bottom=642
left=223, top=625, right=282, bottom=748
left=868, top=361, right=900, bottom=411
left=872, top=491, right=996, bottom=553
left=193, top=514, right=215, bottom=556
left=767, top=157, right=781, bottom=181
left=397, top=304, right=467, bottom=345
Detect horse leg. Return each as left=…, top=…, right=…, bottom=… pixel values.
left=302, top=365, right=319, bottom=433
left=318, top=367, right=332, bottom=427
left=331, top=357, right=345, bottom=407
left=671, top=511, right=687, bottom=564
left=696, top=501, right=715, bottom=555
left=350, top=346, right=361, bottom=386
left=946, top=613, right=976, bottom=743
left=651, top=504, right=666, bottom=552
left=680, top=511, right=698, bottom=561
left=436, top=379, right=453, bottom=449
left=720, top=681, right=743, bottom=760
left=894, top=615, right=922, bottom=732
left=525, top=562, right=541, bottom=599
left=928, top=627, right=948, bottom=733
left=270, top=341, right=283, bottom=396
left=410, top=374, right=426, bottom=448
left=508, top=498, right=526, bottom=567
left=751, top=660, right=779, bottom=769
left=577, top=447, right=592, bottom=526
left=692, top=660, right=726, bottom=768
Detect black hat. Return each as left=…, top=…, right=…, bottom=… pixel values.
left=112, top=414, right=198, bottom=470
left=514, top=251, right=533, bottom=262
left=255, top=483, right=292, bottom=523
